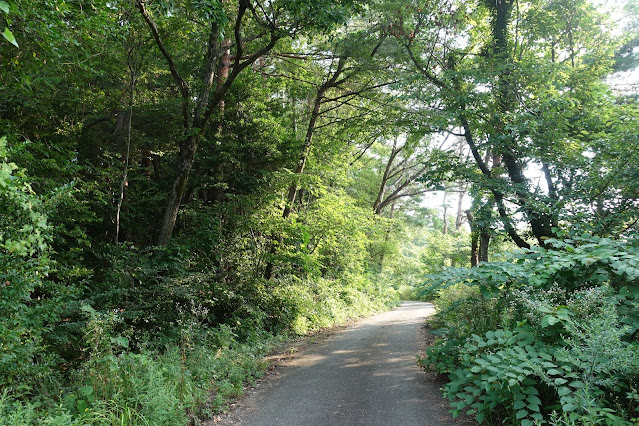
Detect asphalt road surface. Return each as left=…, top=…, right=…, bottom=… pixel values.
left=214, top=301, right=475, bottom=426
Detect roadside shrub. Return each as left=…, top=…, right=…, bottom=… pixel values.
left=274, top=274, right=398, bottom=335
left=0, top=136, right=60, bottom=394
left=418, top=233, right=639, bottom=424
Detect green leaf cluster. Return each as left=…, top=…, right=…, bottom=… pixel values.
left=420, top=233, right=639, bottom=424
left=0, top=136, right=58, bottom=392
left=0, top=1, right=17, bottom=47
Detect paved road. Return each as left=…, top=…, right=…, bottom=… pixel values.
left=218, top=302, right=474, bottom=426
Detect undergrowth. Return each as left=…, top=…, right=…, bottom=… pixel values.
left=418, top=233, right=639, bottom=425
left=0, top=274, right=397, bottom=425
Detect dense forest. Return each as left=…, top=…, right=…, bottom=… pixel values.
left=1, top=0, right=638, bottom=424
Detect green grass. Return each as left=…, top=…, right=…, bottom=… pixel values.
left=0, top=276, right=398, bottom=425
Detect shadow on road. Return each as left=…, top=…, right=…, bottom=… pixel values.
left=212, top=302, right=476, bottom=426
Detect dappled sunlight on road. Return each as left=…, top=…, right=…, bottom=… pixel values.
left=229, top=302, right=474, bottom=426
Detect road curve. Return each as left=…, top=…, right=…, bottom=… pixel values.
left=217, top=301, right=474, bottom=426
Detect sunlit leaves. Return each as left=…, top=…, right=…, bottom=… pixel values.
left=1, top=27, right=15, bottom=46
left=274, top=0, right=365, bottom=32
left=421, top=231, right=639, bottom=424
left=0, top=0, right=16, bottom=47
left=191, top=0, right=228, bottom=25
left=0, top=135, right=53, bottom=389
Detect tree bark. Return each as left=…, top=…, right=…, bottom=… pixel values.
left=485, top=0, right=553, bottom=247
left=459, top=113, right=530, bottom=249
left=405, top=9, right=538, bottom=250
left=378, top=202, right=396, bottom=271
left=373, top=138, right=401, bottom=214
left=157, top=138, right=199, bottom=245
left=373, top=155, right=431, bottom=215
left=455, top=187, right=466, bottom=230
left=115, top=34, right=139, bottom=244
left=466, top=210, right=479, bottom=267
left=114, top=109, right=133, bottom=244
left=479, top=229, right=490, bottom=262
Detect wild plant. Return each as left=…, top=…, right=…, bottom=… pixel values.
left=419, top=233, right=639, bottom=424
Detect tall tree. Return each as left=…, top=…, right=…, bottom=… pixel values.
left=136, top=0, right=364, bottom=245
left=378, top=0, right=628, bottom=248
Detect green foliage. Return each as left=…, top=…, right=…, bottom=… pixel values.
left=375, top=208, right=474, bottom=300
left=274, top=0, right=365, bottom=32
left=420, top=230, right=471, bottom=274
left=0, top=272, right=396, bottom=425
left=0, top=1, right=17, bottom=47
left=0, top=137, right=49, bottom=256
left=2, top=0, right=636, bottom=424
left=0, top=136, right=59, bottom=393
left=274, top=274, right=399, bottom=335
left=0, top=317, right=280, bottom=425
left=419, top=234, right=639, bottom=424
left=438, top=327, right=544, bottom=425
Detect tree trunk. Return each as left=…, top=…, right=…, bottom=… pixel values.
left=208, top=37, right=232, bottom=203
left=466, top=210, right=479, bottom=267
left=442, top=191, right=449, bottom=235
left=378, top=202, right=396, bottom=271
left=486, top=0, right=553, bottom=247
left=282, top=90, right=323, bottom=219
left=114, top=108, right=132, bottom=244
left=115, top=37, right=138, bottom=244
left=157, top=136, right=199, bottom=245
left=265, top=58, right=346, bottom=279
left=479, top=229, right=490, bottom=263
left=455, top=187, right=466, bottom=230
left=459, top=113, right=530, bottom=249
left=283, top=58, right=345, bottom=219
left=138, top=0, right=281, bottom=245
left=373, top=138, right=400, bottom=214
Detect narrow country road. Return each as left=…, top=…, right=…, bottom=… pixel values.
left=214, top=302, right=475, bottom=426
